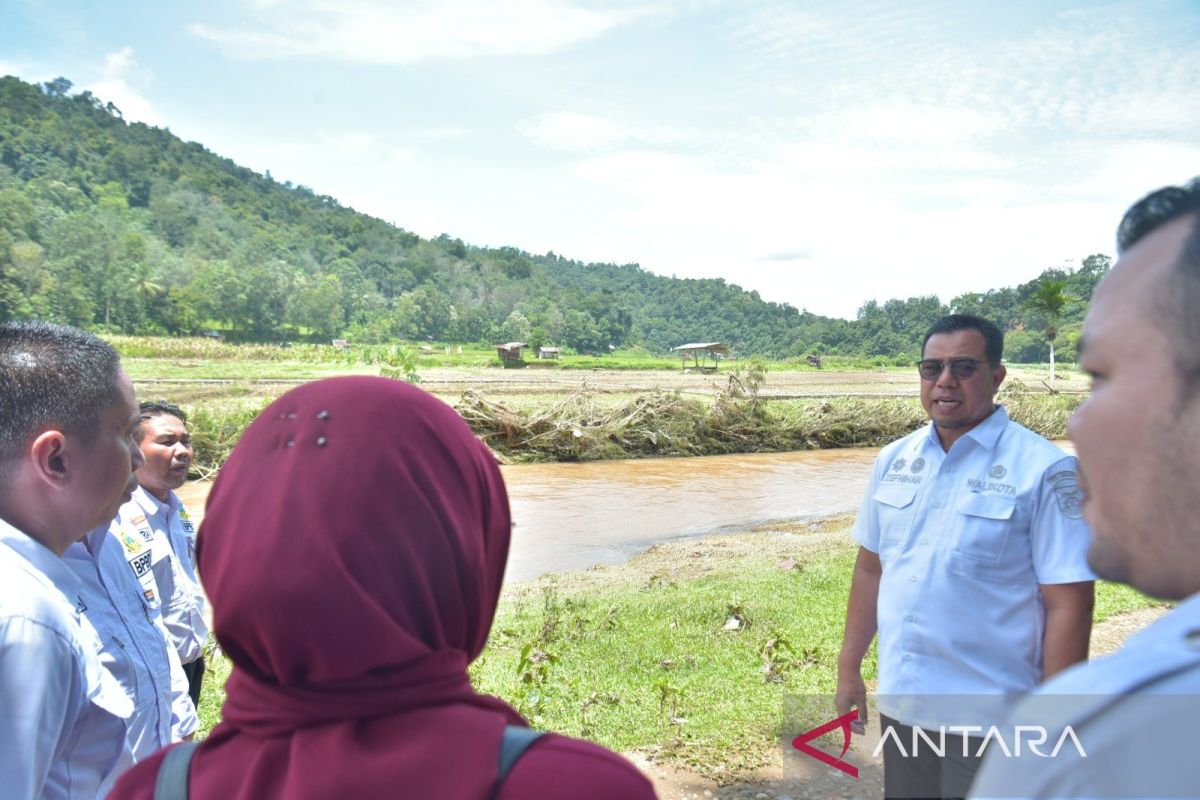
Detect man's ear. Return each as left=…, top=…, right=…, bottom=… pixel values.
left=992, top=363, right=1007, bottom=394
left=29, top=430, right=69, bottom=488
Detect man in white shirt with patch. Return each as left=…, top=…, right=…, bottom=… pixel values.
left=62, top=519, right=199, bottom=760
left=836, top=314, right=1095, bottom=798
left=970, top=179, right=1200, bottom=798
left=118, top=401, right=209, bottom=707
left=0, top=321, right=142, bottom=799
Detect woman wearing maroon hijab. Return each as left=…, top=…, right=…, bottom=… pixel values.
left=111, top=377, right=656, bottom=799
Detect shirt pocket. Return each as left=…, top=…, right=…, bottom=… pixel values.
left=872, top=482, right=919, bottom=561
left=80, top=624, right=135, bottom=722
left=948, top=492, right=1015, bottom=579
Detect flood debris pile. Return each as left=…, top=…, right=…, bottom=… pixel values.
left=996, top=378, right=1085, bottom=439
left=455, top=387, right=707, bottom=461
left=455, top=370, right=929, bottom=462
left=174, top=370, right=1084, bottom=472
left=455, top=369, right=1081, bottom=463
left=186, top=401, right=272, bottom=478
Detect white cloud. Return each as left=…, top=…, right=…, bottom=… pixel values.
left=387, top=147, right=417, bottom=167
left=812, top=102, right=1009, bottom=146
left=82, top=47, right=164, bottom=126
left=102, top=47, right=137, bottom=77
left=319, top=131, right=375, bottom=156
left=520, top=112, right=632, bottom=151
left=520, top=111, right=692, bottom=153
left=556, top=129, right=1166, bottom=318
left=0, top=60, right=28, bottom=78
left=190, top=0, right=655, bottom=63
left=0, top=60, right=59, bottom=86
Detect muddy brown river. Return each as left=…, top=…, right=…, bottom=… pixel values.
left=177, top=442, right=1073, bottom=583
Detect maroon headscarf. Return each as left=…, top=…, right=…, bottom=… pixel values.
left=185, top=377, right=524, bottom=798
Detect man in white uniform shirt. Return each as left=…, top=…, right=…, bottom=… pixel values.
left=118, top=401, right=209, bottom=706
left=62, top=520, right=199, bottom=760
left=0, top=321, right=142, bottom=799
left=836, top=314, right=1096, bottom=798
left=970, top=180, right=1200, bottom=798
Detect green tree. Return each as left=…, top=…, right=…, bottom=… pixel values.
left=1022, top=278, right=1073, bottom=383
left=500, top=310, right=532, bottom=343
left=562, top=309, right=604, bottom=354
left=288, top=274, right=345, bottom=339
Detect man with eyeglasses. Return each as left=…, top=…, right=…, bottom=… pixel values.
left=835, top=313, right=1095, bottom=798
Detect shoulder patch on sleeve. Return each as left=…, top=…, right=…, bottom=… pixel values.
left=1046, top=469, right=1084, bottom=519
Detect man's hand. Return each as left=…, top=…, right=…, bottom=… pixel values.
left=835, top=666, right=868, bottom=734
left=836, top=546, right=882, bottom=735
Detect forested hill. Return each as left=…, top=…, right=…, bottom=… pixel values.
left=0, top=75, right=1109, bottom=361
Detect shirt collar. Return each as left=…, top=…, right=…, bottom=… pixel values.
left=81, top=522, right=117, bottom=557
left=0, top=515, right=84, bottom=602
left=923, top=404, right=1010, bottom=452
left=132, top=484, right=177, bottom=517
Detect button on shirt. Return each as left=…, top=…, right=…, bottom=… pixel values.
left=63, top=526, right=198, bottom=762
left=970, top=593, right=1200, bottom=798
left=118, top=487, right=208, bottom=664
left=852, top=406, right=1094, bottom=729
left=0, top=517, right=133, bottom=799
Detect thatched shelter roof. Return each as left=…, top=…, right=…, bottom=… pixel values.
left=672, top=342, right=731, bottom=356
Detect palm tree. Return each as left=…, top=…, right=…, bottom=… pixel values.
left=1022, top=279, right=1072, bottom=384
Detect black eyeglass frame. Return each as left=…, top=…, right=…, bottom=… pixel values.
left=916, top=358, right=994, bottom=381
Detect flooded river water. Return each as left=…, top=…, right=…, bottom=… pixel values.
left=177, top=441, right=1073, bottom=583
left=177, top=447, right=880, bottom=583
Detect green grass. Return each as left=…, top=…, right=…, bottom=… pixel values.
left=1093, top=581, right=1164, bottom=621
left=471, top=544, right=862, bottom=775
left=189, top=536, right=1162, bottom=779
left=196, top=642, right=232, bottom=737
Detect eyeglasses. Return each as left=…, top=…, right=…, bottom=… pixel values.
left=917, top=358, right=991, bottom=381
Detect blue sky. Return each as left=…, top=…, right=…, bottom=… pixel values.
left=2, top=0, right=1198, bottom=318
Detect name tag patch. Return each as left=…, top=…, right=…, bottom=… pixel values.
left=129, top=550, right=153, bottom=578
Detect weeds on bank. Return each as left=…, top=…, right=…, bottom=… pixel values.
left=470, top=544, right=866, bottom=778
left=183, top=402, right=270, bottom=478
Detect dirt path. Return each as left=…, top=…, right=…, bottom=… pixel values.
left=629, top=605, right=1168, bottom=800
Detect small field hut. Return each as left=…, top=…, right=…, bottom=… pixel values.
left=496, top=341, right=528, bottom=364
left=672, top=342, right=731, bottom=371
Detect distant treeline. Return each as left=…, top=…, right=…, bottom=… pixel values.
left=0, top=75, right=1109, bottom=361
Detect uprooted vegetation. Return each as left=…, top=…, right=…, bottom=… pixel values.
left=454, top=368, right=1082, bottom=463
left=159, top=366, right=1083, bottom=474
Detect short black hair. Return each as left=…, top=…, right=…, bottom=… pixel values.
left=1117, top=178, right=1200, bottom=254
left=0, top=321, right=123, bottom=465
left=922, top=314, right=1004, bottom=364
left=1116, top=178, right=1200, bottom=392
left=135, top=400, right=188, bottom=443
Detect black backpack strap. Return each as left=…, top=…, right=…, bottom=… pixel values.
left=488, top=725, right=545, bottom=800
left=153, top=741, right=200, bottom=800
